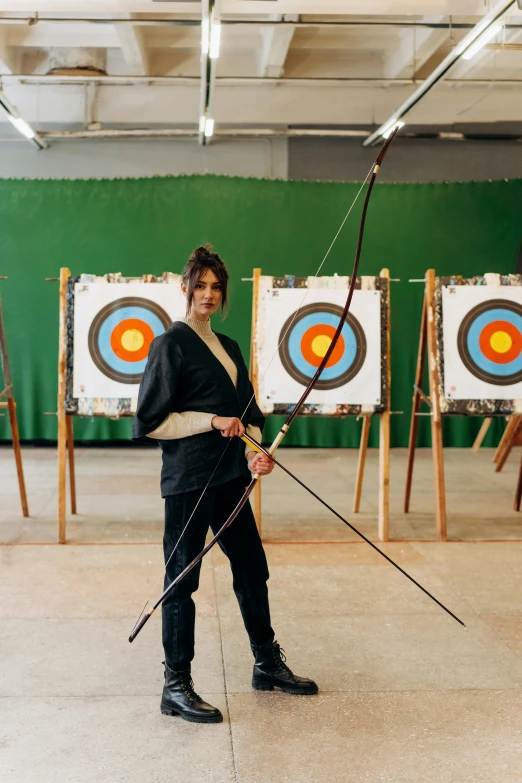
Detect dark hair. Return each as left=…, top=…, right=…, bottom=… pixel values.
left=182, top=244, right=229, bottom=317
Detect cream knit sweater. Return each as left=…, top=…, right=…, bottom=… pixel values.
left=147, top=317, right=262, bottom=456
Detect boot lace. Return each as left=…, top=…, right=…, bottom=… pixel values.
left=179, top=673, right=201, bottom=704
left=272, top=645, right=292, bottom=674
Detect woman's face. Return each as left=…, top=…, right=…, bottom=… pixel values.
left=183, top=268, right=223, bottom=321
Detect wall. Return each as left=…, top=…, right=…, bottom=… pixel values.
left=288, top=137, right=522, bottom=183
left=0, top=137, right=288, bottom=181
left=0, top=174, right=520, bottom=448
left=2, top=135, right=522, bottom=183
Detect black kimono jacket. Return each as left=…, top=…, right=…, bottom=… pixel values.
left=132, top=321, right=265, bottom=497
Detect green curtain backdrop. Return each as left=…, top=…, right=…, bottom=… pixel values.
left=0, top=174, right=520, bottom=448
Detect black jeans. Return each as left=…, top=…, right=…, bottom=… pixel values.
left=163, top=477, right=275, bottom=670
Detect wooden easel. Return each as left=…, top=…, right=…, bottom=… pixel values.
left=57, top=267, right=77, bottom=543
left=403, top=269, right=447, bottom=541
left=0, top=278, right=29, bottom=517
left=249, top=267, right=391, bottom=542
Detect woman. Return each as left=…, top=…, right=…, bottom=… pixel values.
left=133, top=245, right=318, bottom=724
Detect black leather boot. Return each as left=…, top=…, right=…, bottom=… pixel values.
left=252, top=641, right=318, bottom=695
left=160, top=663, right=223, bottom=723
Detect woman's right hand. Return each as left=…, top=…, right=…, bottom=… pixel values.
left=211, top=416, right=246, bottom=438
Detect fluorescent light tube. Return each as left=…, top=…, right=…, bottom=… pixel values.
left=204, top=118, right=215, bottom=138
left=382, top=120, right=405, bottom=139
left=201, top=18, right=209, bottom=55
left=8, top=114, right=35, bottom=140
left=209, top=23, right=221, bottom=59
left=462, top=23, right=502, bottom=59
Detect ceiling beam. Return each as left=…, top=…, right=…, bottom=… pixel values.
left=258, top=14, right=297, bottom=78
left=0, top=25, right=19, bottom=74
left=115, top=17, right=149, bottom=75
left=383, top=18, right=448, bottom=79
left=2, top=81, right=521, bottom=127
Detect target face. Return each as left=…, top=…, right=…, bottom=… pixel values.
left=278, top=303, right=367, bottom=390
left=442, top=285, right=522, bottom=402
left=457, top=299, right=522, bottom=386
left=256, top=282, right=382, bottom=409
left=88, top=297, right=171, bottom=384
left=72, top=279, right=185, bottom=405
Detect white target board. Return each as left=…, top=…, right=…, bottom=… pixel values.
left=442, top=285, right=522, bottom=402
left=72, top=279, right=185, bottom=402
left=256, top=278, right=384, bottom=413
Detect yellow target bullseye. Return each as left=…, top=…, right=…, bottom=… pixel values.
left=311, top=334, right=332, bottom=358
left=490, top=330, right=512, bottom=354
left=121, top=328, right=145, bottom=353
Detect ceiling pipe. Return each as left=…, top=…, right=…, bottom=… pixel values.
left=28, top=128, right=522, bottom=142
left=1, top=15, right=522, bottom=30
left=3, top=75, right=522, bottom=87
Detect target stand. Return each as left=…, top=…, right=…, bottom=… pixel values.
left=248, top=267, right=392, bottom=542
left=56, top=267, right=185, bottom=543
left=404, top=269, right=522, bottom=540
left=0, top=277, right=29, bottom=518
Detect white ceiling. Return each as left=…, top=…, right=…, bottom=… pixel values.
left=0, top=1, right=521, bottom=140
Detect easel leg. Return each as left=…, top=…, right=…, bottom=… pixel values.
left=495, top=416, right=522, bottom=473
left=353, top=416, right=371, bottom=513
left=0, top=288, right=29, bottom=517
left=378, top=411, right=390, bottom=541
left=57, top=267, right=71, bottom=544
left=378, top=267, right=391, bottom=541
left=426, top=269, right=447, bottom=541
left=404, top=296, right=427, bottom=513
left=66, top=415, right=77, bottom=515
left=472, top=418, right=492, bottom=453
left=58, top=408, right=67, bottom=542
left=493, top=417, right=513, bottom=464
left=7, top=398, right=29, bottom=517
left=514, top=451, right=522, bottom=512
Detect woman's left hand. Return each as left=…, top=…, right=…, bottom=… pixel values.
left=247, top=452, right=275, bottom=476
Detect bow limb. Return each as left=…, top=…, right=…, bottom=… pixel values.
left=129, top=127, right=400, bottom=644
left=240, top=434, right=465, bottom=627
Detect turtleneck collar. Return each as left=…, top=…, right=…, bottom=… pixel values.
left=183, top=316, right=213, bottom=337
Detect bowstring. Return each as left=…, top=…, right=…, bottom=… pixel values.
left=133, top=166, right=374, bottom=627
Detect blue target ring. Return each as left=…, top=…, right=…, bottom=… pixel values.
left=88, top=296, right=171, bottom=384
left=287, top=312, right=357, bottom=381
left=279, top=303, right=366, bottom=390
left=97, top=307, right=166, bottom=377
left=457, top=299, right=522, bottom=386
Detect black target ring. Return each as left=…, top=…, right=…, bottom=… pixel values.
left=88, top=296, right=172, bottom=384
left=457, top=298, right=522, bottom=386
left=278, top=303, right=367, bottom=390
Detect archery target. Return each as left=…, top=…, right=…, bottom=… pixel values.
left=443, top=286, right=522, bottom=401
left=278, top=303, right=367, bottom=391
left=88, top=297, right=171, bottom=384
left=257, top=284, right=382, bottom=407
left=73, top=281, right=185, bottom=399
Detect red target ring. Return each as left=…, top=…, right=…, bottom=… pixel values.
left=110, top=318, right=155, bottom=363
left=478, top=320, right=522, bottom=365
left=300, top=324, right=346, bottom=369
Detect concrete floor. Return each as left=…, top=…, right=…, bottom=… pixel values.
left=1, top=445, right=522, bottom=782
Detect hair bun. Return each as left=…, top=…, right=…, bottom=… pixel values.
left=192, top=244, right=213, bottom=261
